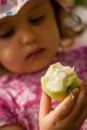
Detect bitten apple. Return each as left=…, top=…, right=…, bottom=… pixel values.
left=41, top=62, right=81, bottom=101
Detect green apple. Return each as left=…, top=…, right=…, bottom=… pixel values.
left=41, top=62, right=81, bottom=101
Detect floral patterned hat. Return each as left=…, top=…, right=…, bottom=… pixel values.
left=0, top=0, right=29, bottom=19
left=0, top=0, right=87, bottom=19
left=0, top=0, right=75, bottom=19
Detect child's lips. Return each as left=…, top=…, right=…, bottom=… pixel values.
left=26, top=48, right=45, bottom=60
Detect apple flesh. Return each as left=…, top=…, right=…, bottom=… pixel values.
left=41, top=62, right=81, bottom=101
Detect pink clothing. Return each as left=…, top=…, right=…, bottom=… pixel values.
left=0, top=46, right=87, bottom=130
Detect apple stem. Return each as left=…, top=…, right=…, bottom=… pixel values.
left=68, top=89, right=75, bottom=100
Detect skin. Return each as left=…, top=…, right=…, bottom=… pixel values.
left=39, top=84, right=87, bottom=130
left=0, top=0, right=87, bottom=130
left=0, top=0, right=60, bottom=74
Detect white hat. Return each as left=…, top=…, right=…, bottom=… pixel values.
left=0, top=0, right=29, bottom=19
left=0, top=0, right=74, bottom=19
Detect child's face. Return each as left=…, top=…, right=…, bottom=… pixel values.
left=0, top=0, right=60, bottom=74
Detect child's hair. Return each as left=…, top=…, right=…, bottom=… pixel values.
left=51, top=0, right=85, bottom=39
left=50, top=0, right=65, bottom=37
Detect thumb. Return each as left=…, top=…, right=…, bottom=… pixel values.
left=39, top=91, right=52, bottom=118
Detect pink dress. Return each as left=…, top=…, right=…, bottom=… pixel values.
left=0, top=46, right=87, bottom=130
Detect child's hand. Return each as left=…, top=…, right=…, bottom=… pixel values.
left=39, top=83, right=87, bottom=130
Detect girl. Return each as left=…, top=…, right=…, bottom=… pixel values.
left=0, top=0, right=87, bottom=130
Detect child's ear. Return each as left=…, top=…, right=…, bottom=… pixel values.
left=61, top=38, right=74, bottom=48
left=58, top=38, right=75, bottom=53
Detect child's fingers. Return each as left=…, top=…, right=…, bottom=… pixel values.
left=53, top=88, right=80, bottom=120
left=78, top=102, right=87, bottom=125
left=39, top=91, right=52, bottom=118
left=68, top=84, right=87, bottom=121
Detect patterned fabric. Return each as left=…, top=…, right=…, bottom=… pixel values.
left=1, top=0, right=87, bottom=19
left=0, top=46, right=87, bottom=130
left=0, top=0, right=29, bottom=19
left=0, top=0, right=75, bottom=19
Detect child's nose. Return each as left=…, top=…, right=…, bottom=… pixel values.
left=19, top=25, right=37, bottom=45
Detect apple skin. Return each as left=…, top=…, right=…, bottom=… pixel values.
left=41, top=63, right=81, bottom=101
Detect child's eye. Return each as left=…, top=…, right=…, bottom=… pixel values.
left=0, top=29, right=15, bottom=39
left=29, top=15, right=45, bottom=24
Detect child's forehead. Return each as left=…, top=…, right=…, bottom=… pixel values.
left=21, top=0, right=51, bottom=11
left=0, top=0, right=48, bottom=19
left=0, top=0, right=51, bottom=24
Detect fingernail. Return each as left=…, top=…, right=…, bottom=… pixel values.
left=72, top=88, right=80, bottom=96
